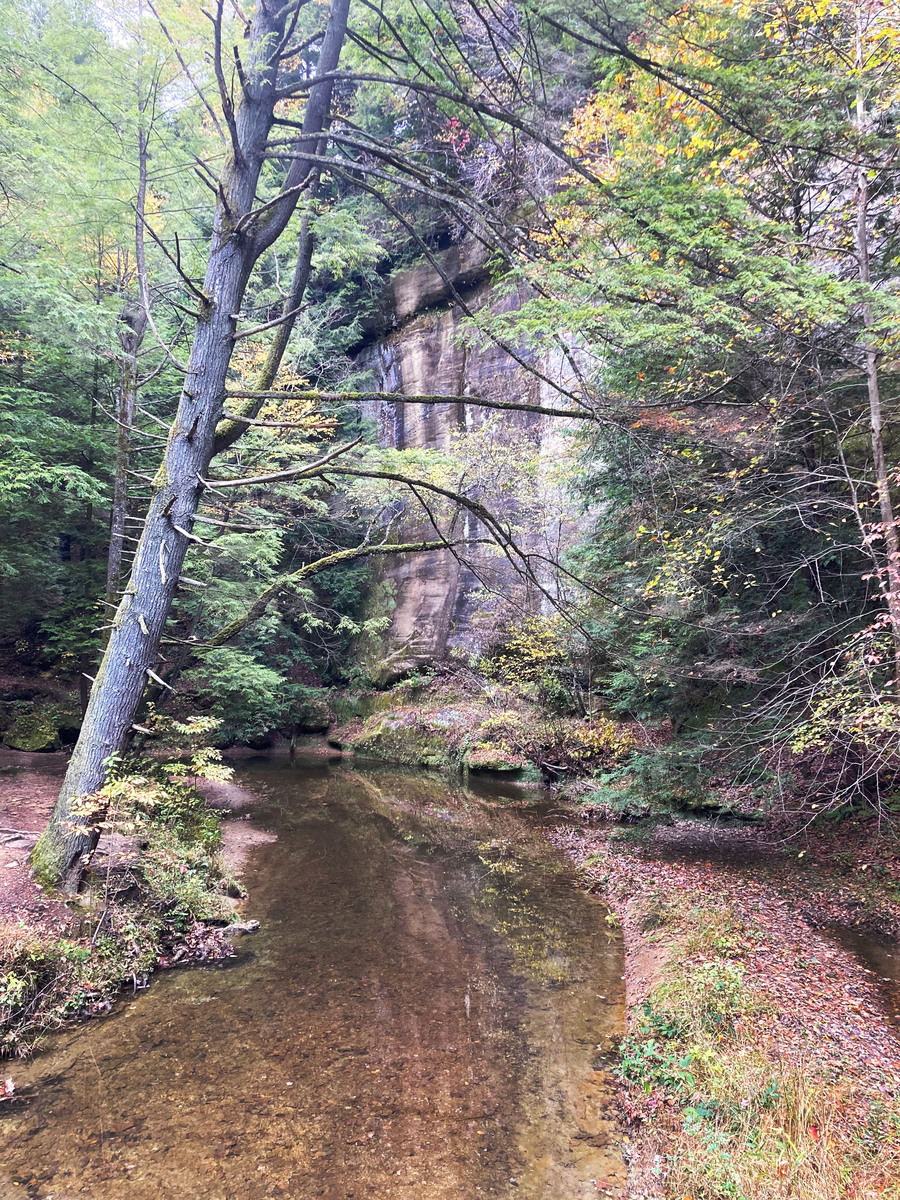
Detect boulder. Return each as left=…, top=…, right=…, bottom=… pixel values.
left=293, top=690, right=332, bottom=732
left=56, top=712, right=82, bottom=745
left=336, top=711, right=455, bottom=770
left=464, top=744, right=526, bottom=773
left=3, top=711, right=61, bottom=753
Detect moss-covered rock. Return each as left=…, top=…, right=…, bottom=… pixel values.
left=3, top=711, right=61, bottom=752
left=293, top=690, right=332, bottom=732
left=464, top=745, right=527, bottom=773
left=55, top=710, right=82, bottom=745
left=330, top=686, right=427, bottom=726
left=331, top=706, right=472, bottom=769
left=343, top=712, right=457, bottom=770
left=331, top=704, right=547, bottom=779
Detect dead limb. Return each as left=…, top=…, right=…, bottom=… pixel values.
left=223, top=388, right=594, bottom=421
left=201, top=435, right=362, bottom=489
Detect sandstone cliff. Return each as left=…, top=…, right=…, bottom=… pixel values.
left=352, top=244, right=575, bottom=683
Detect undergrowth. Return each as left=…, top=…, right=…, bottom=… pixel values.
left=617, top=902, right=900, bottom=1199
left=0, top=755, right=236, bottom=1057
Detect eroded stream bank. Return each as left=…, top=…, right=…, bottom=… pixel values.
left=0, top=758, right=626, bottom=1200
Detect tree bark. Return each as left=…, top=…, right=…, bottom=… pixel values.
left=853, top=19, right=900, bottom=683
left=105, top=301, right=147, bottom=604
left=213, top=204, right=318, bottom=454
left=34, top=0, right=352, bottom=890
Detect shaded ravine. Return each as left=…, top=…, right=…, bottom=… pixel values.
left=0, top=758, right=625, bottom=1199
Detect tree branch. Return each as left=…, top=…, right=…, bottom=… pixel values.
left=202, top=435, right=362, bottom=489
left=146, top=0, right=225, bottom=141
left=222, top=389, right=595, bottom=420
left=231, top=303, right=305, bottom=340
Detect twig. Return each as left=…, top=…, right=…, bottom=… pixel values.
left=146, top=0, right=225, bottom=141
left=134, top=208, right=208, bottom=304
left=204, top=0, right=242, bottom=164
left=231, top=304, right=305, bottom=341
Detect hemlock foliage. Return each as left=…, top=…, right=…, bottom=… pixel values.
left=0, top=0, right=899, bottom=812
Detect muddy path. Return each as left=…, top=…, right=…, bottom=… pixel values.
left=0, top=757, right=626, bottom=1200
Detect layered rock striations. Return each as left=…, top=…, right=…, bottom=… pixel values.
left=352, top=244, right=576, bottom=683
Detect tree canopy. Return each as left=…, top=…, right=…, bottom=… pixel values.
left=0, top=0, right=896, bottom=881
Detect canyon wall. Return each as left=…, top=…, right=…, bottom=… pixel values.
left=352, top=245, right=575, bottom=683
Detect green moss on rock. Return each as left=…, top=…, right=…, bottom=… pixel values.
left=347, top=714, right=456, bottom=770
left=3, top=711, right=61, bottom=753
left=293, top=690, right=332, bottom=732
left=464, top=744, right=526, bottom=773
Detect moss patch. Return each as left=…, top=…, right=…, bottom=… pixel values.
left=292, top=689, right=332, bottom=732
left=3, top=711, right=61, bottom=753
left=329, top=676, right=641, bottom=782
left=338, top=710, right=462, bottom=770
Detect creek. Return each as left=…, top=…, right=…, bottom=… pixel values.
left=0, top=756, right=625, bottom=1199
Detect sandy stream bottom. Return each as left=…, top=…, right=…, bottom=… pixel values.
left=0, top=757, right=626, bottom=1200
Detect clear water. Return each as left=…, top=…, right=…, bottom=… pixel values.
left=0, top=758, right=625, bottom=1199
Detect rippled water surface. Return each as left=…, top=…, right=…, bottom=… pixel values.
left=0, top=758, right=625, bottom=1199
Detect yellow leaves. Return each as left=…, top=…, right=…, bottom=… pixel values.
left=491, top=615, right=569, bottom=683
left=0, top=331, right=35, bottom=365
left=569, top=718, right=638, bottom=762
left=258, top=395, right=337, bottom=439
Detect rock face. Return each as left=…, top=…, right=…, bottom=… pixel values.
left=353, top=244, right=574, bottom=683
left=292, top=690, right=332, bottom=733
left=327, top=701, right=536, bottom=777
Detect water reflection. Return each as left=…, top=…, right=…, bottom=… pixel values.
left=0, top=758, right=625, bottom=1199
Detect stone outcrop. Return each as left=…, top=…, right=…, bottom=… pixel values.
left=327, top=702, right=536, bottom=778
left=3, top=711, right=62, bottom=753
left=353, top=243, right=575, bottom=683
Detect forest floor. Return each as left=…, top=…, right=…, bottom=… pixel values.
left=550, top=815, right=900, bottom=1199
left=0, top=747, right=73, bottom=938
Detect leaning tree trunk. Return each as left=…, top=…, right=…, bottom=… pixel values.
left=34, top=0, right=351, bottom=890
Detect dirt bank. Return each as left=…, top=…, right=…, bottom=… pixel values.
left=0, top=750, right=273, bottom=941
left=0, top=748, right=265, bottom=1057
left=0, top=747, right=73, bottom=940
left=551, top=818, right=900, bottom=1199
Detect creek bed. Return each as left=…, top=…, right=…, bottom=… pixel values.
left=0, top=757, right=625, bottom=1199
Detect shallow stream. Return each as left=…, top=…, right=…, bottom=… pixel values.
left=0, top=758, right=625, bottom=1199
